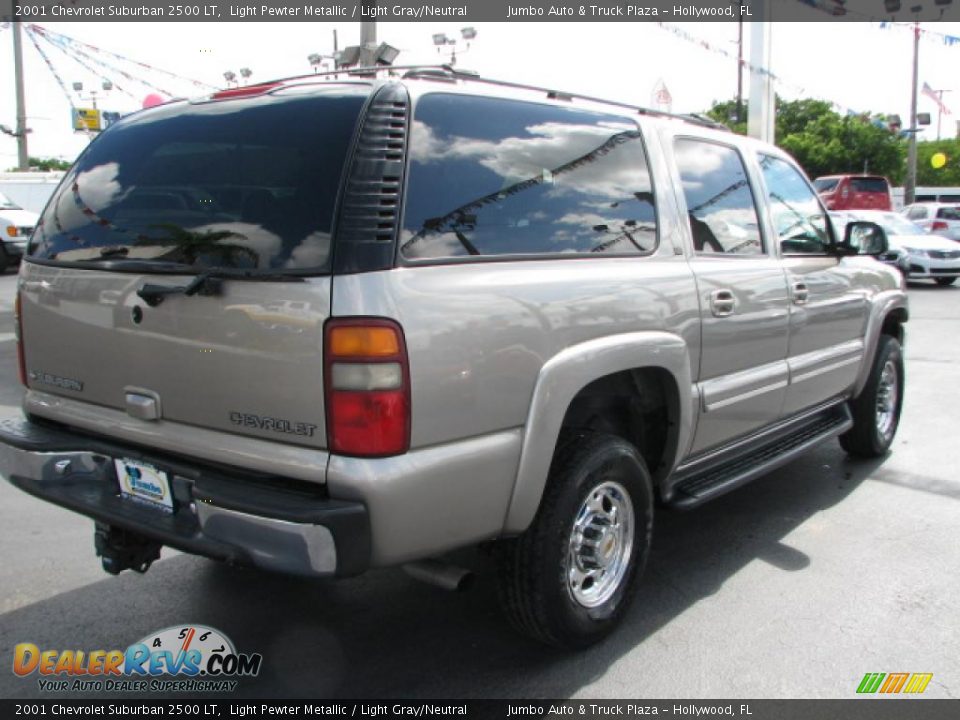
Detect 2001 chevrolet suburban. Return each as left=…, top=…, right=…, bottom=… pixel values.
left=0, top=67, right=907, bottom=647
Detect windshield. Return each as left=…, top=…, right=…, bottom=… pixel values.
left=0, top=191, right=22, bottom=210
left=29, top=87, right=367, bottom=273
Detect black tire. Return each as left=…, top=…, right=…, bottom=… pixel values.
left=0, top=251, right=8, bottom=274
left=839, top=335, right=904, bottom=458
left=935, top=277, right=956, bottom=286
left=496, top=431, right=654, bottom=649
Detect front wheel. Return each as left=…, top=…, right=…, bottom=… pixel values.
left=496, top=431, right=653, bottom=648
left=935, top=277, right=957, bottom=286
left=839, top=335, right=904, bottom=458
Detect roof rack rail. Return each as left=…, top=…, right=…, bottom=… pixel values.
left=401, top=66, right=729, bottom=131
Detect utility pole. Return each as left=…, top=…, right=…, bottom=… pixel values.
left=736, top=19, right=744, bottom=124
left=747, top=0, right=774, bottom=143
left=12, top=21, right=30, bottom=171
left=905, top=20, right=920, bottom=206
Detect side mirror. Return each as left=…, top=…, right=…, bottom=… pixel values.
left=840, top=221, right=888, bottom=256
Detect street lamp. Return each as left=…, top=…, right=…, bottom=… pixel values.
left=431, top=27, right=477, bottom=66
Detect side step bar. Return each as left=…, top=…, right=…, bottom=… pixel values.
left=668, top=403, right=853, bottom=509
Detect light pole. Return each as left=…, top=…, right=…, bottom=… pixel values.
left=905, top=17, right=920, bottom=206
left=431, top=27, right=477, bottom=66
left=12, top=21, right=30, bottom=170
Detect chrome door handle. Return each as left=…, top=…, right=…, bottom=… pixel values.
left=793, top=282, right=809, bottom=305
left=710, top=289, right=736, bottom=317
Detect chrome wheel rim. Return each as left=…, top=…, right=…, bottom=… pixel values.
left=567, top=480, right=634, bottom=608
left=875, top=360, right=899, bottom=441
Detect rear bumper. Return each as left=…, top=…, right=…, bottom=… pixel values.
left=0, top=416, right=370, bottom=577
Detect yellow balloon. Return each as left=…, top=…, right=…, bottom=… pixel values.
left=931, top=152, right=947, bottom=169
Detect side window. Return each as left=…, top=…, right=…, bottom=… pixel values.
left=906, top=206, right=927, bottom=220
left=673, top=139, right=763, bottom=255
left=400, top=94, right=657, bottom=260
left=757, top=154, right=833, bottom=255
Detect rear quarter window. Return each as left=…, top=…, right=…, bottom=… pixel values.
left=30, top=89, right=367, bottom=272
left=400, top=94, right=658, bottom=260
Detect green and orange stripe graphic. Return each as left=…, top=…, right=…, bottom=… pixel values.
left=857, top=672, right=933, bottom=694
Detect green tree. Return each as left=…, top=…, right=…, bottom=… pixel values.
left=705, top=96, right=906, bottom=183
left=916, top=138, right=960, bottom=186
left=6, top=157, right=72, bottom=172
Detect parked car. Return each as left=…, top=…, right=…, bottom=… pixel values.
left=835, top=210, right=960, bottom=286
left=0, top=68, right=907, bottom=648
left=0, top=190, right=38, bottom=272
left=902, top=201, right=960, bottom=241
left=814, top=174, right=893, bottom=211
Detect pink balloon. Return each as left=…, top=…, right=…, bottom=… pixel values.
left=142, top=94, right=165, bottom=109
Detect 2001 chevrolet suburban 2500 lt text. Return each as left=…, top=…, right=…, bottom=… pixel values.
left=0, top=68, right=907, bottom=648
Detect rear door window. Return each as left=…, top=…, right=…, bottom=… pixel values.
left=400, top=94, right=657, bottom=260
left=30, top=88, right=367, bottom=272
left=674, top=139, right=763, bottom=255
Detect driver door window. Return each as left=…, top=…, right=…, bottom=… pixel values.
left=757, top=154, right=833, bottom=254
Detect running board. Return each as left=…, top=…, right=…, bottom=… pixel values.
left=668, top=404, right=853, bottom=509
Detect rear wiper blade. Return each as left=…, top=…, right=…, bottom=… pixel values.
left=136, top=268, right=304, bottom=307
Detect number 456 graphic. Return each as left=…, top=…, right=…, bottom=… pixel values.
left=857, top=672, right=933, bottom=694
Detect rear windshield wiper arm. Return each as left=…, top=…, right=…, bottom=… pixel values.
left=136, top=268, right=303, bottom=307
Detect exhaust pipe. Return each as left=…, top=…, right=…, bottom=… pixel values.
left=403, top=559, right=475, bottom=592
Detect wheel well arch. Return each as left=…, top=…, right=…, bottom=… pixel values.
left=558, top=367, right=681, bottom=490
left=881, top=307, right=907, bottom=345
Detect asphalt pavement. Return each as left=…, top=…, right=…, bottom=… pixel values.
left=0, top=270, right=957, bottom=700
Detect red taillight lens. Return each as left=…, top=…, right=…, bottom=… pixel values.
left=14, top=290, right=26, bottom=387
left=931, top=221, right=949, bottom=231
left=324, top=319, right=410, bottom=457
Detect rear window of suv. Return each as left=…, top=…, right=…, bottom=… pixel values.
left=29, top=88, right=367, bottom=273
left=400, top=94, right=657, bottom=260
left=850, top=177, right=889, bottom=193
left=936, top=207, right=960, bottom=220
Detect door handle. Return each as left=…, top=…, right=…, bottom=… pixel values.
left=792, top=281, right=809, bottom=305
left=710, top=289, right=736, bottom=317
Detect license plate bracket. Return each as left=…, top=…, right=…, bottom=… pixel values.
left=114, top=458, right=174, bottom=513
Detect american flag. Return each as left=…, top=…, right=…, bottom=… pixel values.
left=922, top=82, right=951, bottom=116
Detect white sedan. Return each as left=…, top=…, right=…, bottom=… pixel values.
left=836, top=210, right=960, bottom=287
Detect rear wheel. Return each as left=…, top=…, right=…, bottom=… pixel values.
left=839, top=335, right=904, bottom=458
left=496, top=431, right=653, bottom=648
left=935, top=277, right=957, bottom=286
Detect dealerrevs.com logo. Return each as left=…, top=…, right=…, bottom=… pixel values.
left=13, top=625, right=262, bottom=693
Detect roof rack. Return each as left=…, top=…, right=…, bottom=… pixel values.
left=247, top=64, right=729, bottom=132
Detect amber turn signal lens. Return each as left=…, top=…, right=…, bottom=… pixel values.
left=329, top=326, right=400, bottom=357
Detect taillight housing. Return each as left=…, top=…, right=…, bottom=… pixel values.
left=931, top=220, right=949, bottom=231
left=324, top=318, right=410, bottom=457
left=14, top=290, right=26, bottom=387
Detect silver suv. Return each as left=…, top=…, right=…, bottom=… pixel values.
left=0, top=68, right=907, bottom=648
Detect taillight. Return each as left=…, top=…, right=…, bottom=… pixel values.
left=324, top=318, right=410, bottom=457
left=14, top=290, right=26, bottom=386
left=931, top=221, right=949, bottom=231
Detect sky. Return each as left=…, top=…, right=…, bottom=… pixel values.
left=2, top=19, right=960, bottom=170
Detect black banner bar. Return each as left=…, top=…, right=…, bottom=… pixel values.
left=1, top=700, right=959, bottom=719
left=1, top=0, right=959, bottom=23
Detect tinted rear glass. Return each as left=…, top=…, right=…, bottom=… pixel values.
left=30, top=88, right=366, bottom=272
left=850, top=177, right=889, bottom=193
left=814, top=178, right=839, bottom=192
left=401, top=94, right=657, bottom=260
left=936, top=207, right=960, bottom=220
